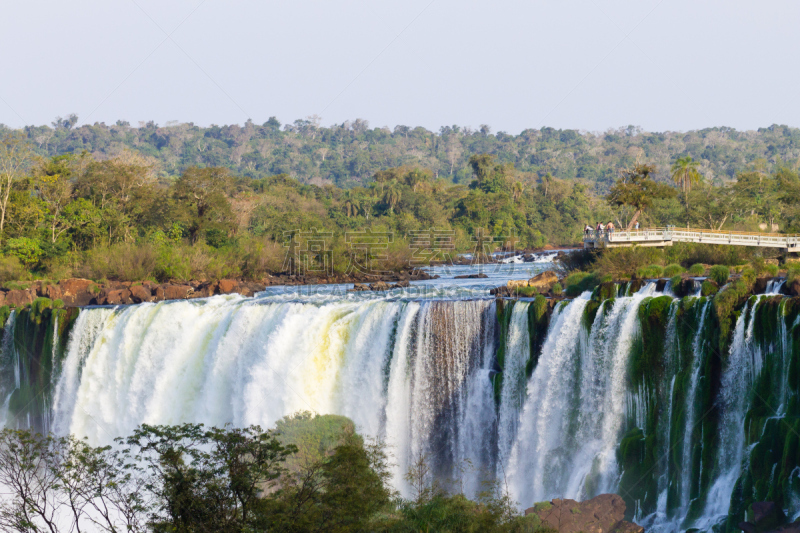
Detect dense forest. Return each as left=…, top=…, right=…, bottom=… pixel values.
left=7, top=116, right=800, bottom=190
left=0, top=118, right=800, bottom=283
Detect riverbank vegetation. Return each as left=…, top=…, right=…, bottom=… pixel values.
left=0, top=415, right=548, bottom=533
left=2, top=120, right=800, bottom=284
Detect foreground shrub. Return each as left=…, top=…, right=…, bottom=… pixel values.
left=764, top=264, right=779, bottom=277
left=788, top=266, right=800, bottom=285
left=663, top=264, right=685, bottom=277
left=552, top=282, right=563, bottom=296
left=636, top=264, right=664, bottom=279
left=564, top=271, right=599, bottom=297
left=688, top=263, right=706, bottom=276
left=709, top=264, right=730, bottom=285
left=592, top=247, right=664, bottom=278
left=740, top=267, right=757, bottom=286
left=76, top=243, right=158, bottom=281
left=665, top=242, right=752, bottom=268
left=0, top=255, right=30, bottom=282
left=516, top=286, right=539, bottom=297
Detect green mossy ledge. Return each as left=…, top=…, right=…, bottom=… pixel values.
left=0, top=298, right=80, bottom=430
left=577, top=278, right=800, bottom=529
left=492, top=299, right=516, bottom=404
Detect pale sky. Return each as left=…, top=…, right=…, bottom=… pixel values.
left=2, top=0, right=798, bottom=134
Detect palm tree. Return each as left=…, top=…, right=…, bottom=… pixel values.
left=404, top=169, right=428, bottom=192
left=670, top=155, right=702, bottom=193
left=671, top=155, right=703, bottom=227
left=382, top=181, right=402, bottom=214
left=512, top=181, right=525, bottom=203
left=342, top=191, right=360, bottom=218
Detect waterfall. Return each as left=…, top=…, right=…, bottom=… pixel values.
left=41, top=296, right=498, bottom=497
left=1, top=283, right=799, bottom=532
left=765, top=279, right=785, bottom=295
left=702, top=301, right=754, bottom=524
left=678, top=300, right=711, bottom=519
left=496, top=301, right=532, bottom=478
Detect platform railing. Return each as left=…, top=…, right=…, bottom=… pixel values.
left=583, top=227, right=800, bottom=250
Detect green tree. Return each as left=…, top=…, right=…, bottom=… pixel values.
left=512, top=181, right=525, bottom=203
left=173, top=167, right=234, bottom=244
left=36, top=155, right=76, bottom=243
left=607, top=163, right=676, bottom=229
left=0, top=134, right=34, bottom=244
left=469, top=154, right=512, bottom=194
left=776, top=167, right=800, bottom=231
left=122, top=423, right=294, bottom=533
left=4, top=237, right=43, bottom=266
left=734, top=170, right=780, bottom=230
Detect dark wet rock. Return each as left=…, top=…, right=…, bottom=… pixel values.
left=788, top=279, right=800, bottom=297
left=739, top=501, right=790, bottom=533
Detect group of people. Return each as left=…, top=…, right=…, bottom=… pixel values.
left=584, top=221, right=639, bottom=237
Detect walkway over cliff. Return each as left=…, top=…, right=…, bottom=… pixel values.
left=584, top=227, right=800, bottom=252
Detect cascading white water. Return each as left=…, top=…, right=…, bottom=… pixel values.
left=496, top=302, right=531, bottom=477
left=505, top=293, right=592, bottom=505
left=48, top=295, right=497, bottom=497
left=678, top=300, right=711, bottom=519
left=701, top=301, right=755, bottom=524
left=506, top=283, right=661, bottom=507
left=765, top=279, right=786, bottom=295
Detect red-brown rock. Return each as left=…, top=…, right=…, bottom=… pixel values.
left=58, top=278, right=97, bottom=306
left=5, top=289, right=34, bottom=307
left=524, top=494, right=642, bottom=533
left=129, top=285, right=152, bottom=303
left=217, top=279, right=238, bottom=294
left=153, top=285, right=165, bottom=301
left=192, top=283, right=214, bottom=298
left=59, top=278, right=94, bottom=296
left=45, top=284, right=63, bottom=301
left=162, top=284, right=193, bottom=300
left=104, top=289, right=132, bottom=305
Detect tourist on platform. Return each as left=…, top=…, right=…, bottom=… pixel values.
left=596, top=222, right=605, bottom=237
left=634, top=221, right=640, bottom=230
left=584, top=223, right=593, bottom=237
left=607, top=221, right=615, bottom=235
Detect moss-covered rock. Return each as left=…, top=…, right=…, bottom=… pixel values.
left=701, top=280, right=718, bottom=296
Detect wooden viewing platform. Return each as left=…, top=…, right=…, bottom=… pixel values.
left=584, top=227, right=800, bottom=252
